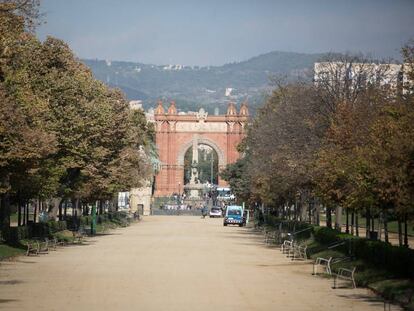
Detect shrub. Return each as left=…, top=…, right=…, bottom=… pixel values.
left=314, top=225, right=414, bottom=279
left=7, top=226, right=32, bottom=244
left=314, top=226, right=345, bottom=244
left=353, top=239, right=414, bottom=279
left=31, top=220, right=67, bottom=237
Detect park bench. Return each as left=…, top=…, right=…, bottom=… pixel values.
left=26, top=241, right=39, bottom=256
left=313, top=257, right=332, bottom=275
left=45, top=237, right=56, bottom=251
left=291, top=244, right=308, bottom=261
left=72, top=229, right=85, bottom=243
left=38, top=240, right=49, bottom=254
left=333, top=266, right=356, bottom=289
left=46, top=237, right=65, bottom=250
left=281, top=240, right=294, bottom=254
left=265, top=230, right=278, bottom=244
left=54, top=236, right=66, bottom=247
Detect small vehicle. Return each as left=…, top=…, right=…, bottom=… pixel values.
left=209, top=207, right=222, bottom=218
left=217, top=187, right=233, bottom=201
left=223, top=205, right=244, bottom=227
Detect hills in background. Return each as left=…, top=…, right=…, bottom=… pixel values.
left=83, top=51, right=325, bottom=114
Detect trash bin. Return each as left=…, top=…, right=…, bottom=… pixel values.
left=369, top=231, right=378, bottom=240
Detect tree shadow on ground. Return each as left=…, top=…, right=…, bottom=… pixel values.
left=0, top=280, right=24, bottom=285
left=336, top=293, right=387, bottom=308
left=0, top=298, right=19, bottom=304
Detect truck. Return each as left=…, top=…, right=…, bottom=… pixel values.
left=223, top=205, right=244, bottom=227
left=217, top=187, right=234, bottom=201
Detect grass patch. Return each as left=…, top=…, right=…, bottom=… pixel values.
left=319, top=213, right=414, bottom=236
left=0, top=244, right=25, bottom=260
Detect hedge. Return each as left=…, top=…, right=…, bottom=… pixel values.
left=31, top=221, right=67, bottom=237
left=7, top=226, right=32, bottom=244
left=313, top=226, right=414, bottom=279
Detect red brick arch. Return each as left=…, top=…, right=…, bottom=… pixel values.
left=153, top=102, right=248, bottom=197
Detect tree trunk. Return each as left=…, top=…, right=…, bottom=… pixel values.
left=335, top=205, right=342, bottom=232
left=58, top=200, right=63, bottom=221
left=64, top=201, right=67, bottom=220
left=18, top=202, right=22, bottom=226
left=0, top=191, right=11, bottom=237
left=22, top=202, right=26, bottom=226
left=314, top=203, right=320, bottom=226
left=48, top=198, right=61, bottom=220
left=83, top=203, right=89, bottom=216
left=404, top=214, right=408, bottom=248
left=355, top=213, right=359, bottom=237
left=0, top=174, right=11, bottom=230
left=371, top=215, right=375, bottom=232
left=326, top=206, right=332, bottom=229
left=33, top=201, right=37, bottom=224
left=25, top=203, right=29, bottom=224
left=366, top=207, right=370, bottom=238
left=383, top=211, right=389, bottom=243
left=99, top=200, right=103, bottom=215
left=351, top=211, right=354, bottom=235
left=397, top=219, right=403, bottom=247
left=345, top=208, right=349, bottom=234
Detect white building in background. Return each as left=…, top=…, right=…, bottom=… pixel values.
left=225, top=88, right=233, bottom=97
left=314, top=62, right=412, bottom=93
left=129, top=100, right=143, bottom=110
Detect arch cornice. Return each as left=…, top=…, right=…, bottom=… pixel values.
left=177, top=137, right=226, bottom=167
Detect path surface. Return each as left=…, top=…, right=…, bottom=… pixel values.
left=0, top=216, right=401, bottom=311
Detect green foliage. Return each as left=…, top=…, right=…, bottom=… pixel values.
left=353, top=239, right=414, bottom=279
left=312, top=225, right=414, bottom=279
left=0, top=243, right=26, bottom=260
left=6, top=226, right=31, bottom=244
left=220, top=157, right=252, bottom=203
left=0, top=3, right=155, bottom=230
left=313, top=226, right=342, bottom=244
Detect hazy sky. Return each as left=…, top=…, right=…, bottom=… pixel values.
left=37, top=0, right=414, bottom=66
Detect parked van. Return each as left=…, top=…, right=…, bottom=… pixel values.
left=223, top=205, right=244, bottom=227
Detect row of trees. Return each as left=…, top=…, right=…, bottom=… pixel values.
left=0, top=1, right=154, bottom=233
left=222, top=44, right=414, bottom=247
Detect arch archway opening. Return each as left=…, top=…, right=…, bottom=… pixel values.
left=183, top=144, right=219, bottom=186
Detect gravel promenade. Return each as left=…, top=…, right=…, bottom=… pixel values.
left=0, top=216, right=401, bottom=311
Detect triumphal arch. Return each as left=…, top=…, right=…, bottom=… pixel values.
left=152, top=101, right=249, bottom=197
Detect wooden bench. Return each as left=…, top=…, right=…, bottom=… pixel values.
left=292, top=244, right=308, bottom=260
left=313, top=257, right=332, bottom=275
left=26, top=242, right=39, bottom=256
left=333, top=267, right=356, bottom=288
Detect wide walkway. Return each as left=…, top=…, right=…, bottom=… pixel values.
left=0, top=216, right=400, bottom=311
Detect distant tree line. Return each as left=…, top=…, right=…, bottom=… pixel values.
left=221, top=44, right=414, bottom=247
left=0, top=1, right=155, bottom=234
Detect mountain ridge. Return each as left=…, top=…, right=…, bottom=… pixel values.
left=82, top=50, right=326, bottom=114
